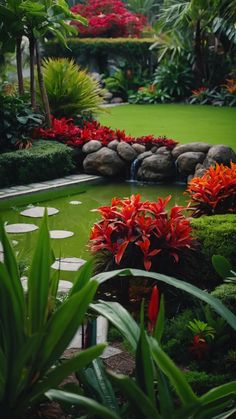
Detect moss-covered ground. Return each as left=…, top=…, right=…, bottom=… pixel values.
left=99, top=104, right=236, bottom=149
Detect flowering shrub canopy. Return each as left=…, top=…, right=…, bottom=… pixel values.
left=71, top=0, right=146, bottom=38
left=186, top=162, right=236, bottom=217
left=33, top=117, right=178, bottom=150
left=89, top=194, right=193, bottom=271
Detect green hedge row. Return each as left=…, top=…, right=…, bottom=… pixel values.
left=44, top=37, right=156, bottom=72
left=0, top=140, right=76, bottom=188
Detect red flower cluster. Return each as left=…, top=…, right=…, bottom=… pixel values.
left=71, top=0, right=146, bottom=38
left=186, top=162, right=236, bottom=217
left=189, top=335, right=209, bottom=360
left=33, top=117, right=178, bottom=150
left=89, top=194, right=193, bottom=271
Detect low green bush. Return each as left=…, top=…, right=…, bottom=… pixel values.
left=0, top=140, right=75, bottom=187
left=211, top=283, right=236, bottom=312
left=184, top=370, right=230, bottom=395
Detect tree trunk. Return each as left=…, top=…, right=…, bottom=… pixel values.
left=35, top=40, right=51, bottom=128
left=16, top=37, right=24, bottom=95
left=194, top=19, right=205, bottom=85
left=29, top=36, right=36, bottom=110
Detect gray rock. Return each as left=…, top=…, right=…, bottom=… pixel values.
left=83, top=147, right=126, bottom=177
left=176, top=152, right=205, bottom=176
left=206, top=144, right=236, bottom=165
left=132, top=143, right=146, bottom=154
left=156, top=146, right=170, bottom=155
left=117, top=142, right=137, bottom=162
left=193, top=163, right=207, bottom=178
left=172, top=142, right=211, bottom=159
left=136, top=151, right=153, bottom=163
left=108, top=140, right=119, bottom=151
left=103, top=91, right=113, bottom=100
left=138, top=153, right=174, bottom=181
left=111, top=97, right=123, bottom=104
left=82, top=140, right=102, bottom=154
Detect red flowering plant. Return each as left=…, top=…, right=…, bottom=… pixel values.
left=89, top=194, right=194, bottom=272
left=71, top=0, right=146, bottom=38
left=186, top=162, right=236, bottom=217
left=188, top=319, right=215, bottom=360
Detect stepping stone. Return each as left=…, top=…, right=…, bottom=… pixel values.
left=20, top=206, right=59, bottom=218
left=58, top=280, right=73, bottom=294
left=51, top=257, right=86, bottom=271
left=5, top=223, right=38, bottom=233
left=50, top=230, right=74, bottom=239
left=100, top=346, right=122, bottom=359
left=69, top=200, right=82, bottom=205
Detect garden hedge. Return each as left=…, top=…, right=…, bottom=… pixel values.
left=0, top=140, right=75, bottom=187
left=43, top=37, right=156, bottom=74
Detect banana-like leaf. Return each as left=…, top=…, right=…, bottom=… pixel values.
left=46, top=389, right=120, bottom=419
left=38, top=280, right=98, bottom=373
left=92, top=269, right=236, bottom=331
left=30, top=344, right=106, bottom=404
left=108, top=372, right=161, bottom=419
left=150, top=337, right=199, bottom=406
left=28, top=212, right=50, bottom=334
left=90, top=300, right=139, bottom=351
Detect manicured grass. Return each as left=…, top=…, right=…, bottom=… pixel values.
left=99, top=104, right=236, bottom=149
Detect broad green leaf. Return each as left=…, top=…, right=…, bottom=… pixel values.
left=46, top=389, right=120, bottom=419
left=212, top=255, right=232, bottom=279
left=155, top=369, right=174, bottom=419
left=38, top=280, right=98, bottom=373
left=200, top=381, right=236, bottom=404
left=30, top=344, right=106, bottom=403
left=28, top=213, right=50, bottom=334
left=90, top=301, right=139, bottom=351
left=70, top=259, right=94, bottom=296
left=93, top=269, right=236, bottom=331
left=150, top=337, right=199, bottom=405
left=108, top=372, right=161, bottom=419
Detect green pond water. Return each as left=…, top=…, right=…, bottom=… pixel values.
left=0, top=180, right=186, bottom=281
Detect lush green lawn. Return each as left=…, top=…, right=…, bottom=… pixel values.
left=99, top=104, right=236, bottom=149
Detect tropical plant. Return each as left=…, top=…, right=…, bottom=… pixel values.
left=89, top=194, right=194, bottom=272
left=128, top=84, right=171, bottom=104
left=41, top=58, right=105, bottom=119
left=47, top=279, right=236, bottom=418
left=125, top=0, right=162, bottom=25
left=0, top=215, right=105, bottom=418
left=0, top=91, right=44, bottom=151
left=212, top=255, right=236, bottom=284
left=71, top=0, right=146, bottom=38
left=186, top=162, right=236, bottom=217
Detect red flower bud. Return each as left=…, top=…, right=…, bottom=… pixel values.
left=148, top=286, right=159, bottom=331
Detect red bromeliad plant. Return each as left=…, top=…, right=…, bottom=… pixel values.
left=33, top=117, right=178, bottom=150
left=89, top=194, right=193, bottom=271
left=71, top=0, right=146, bottom=38
left=186, top=162, right=236, bottom=217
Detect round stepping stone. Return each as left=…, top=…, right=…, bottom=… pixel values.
left=20, top=206, right=59, bottom=218
left=69, top=200, right=82, bottom=205
left=5, top=223, right=38, bottom=234
left=51, top=257, right=86, bottom=272
left=50, top=230, right=74, bottom=239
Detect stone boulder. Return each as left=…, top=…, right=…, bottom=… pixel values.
left=108, top=140, right=119, bottom=151
left=132, top=143, right=146, bottom=154
left=176, top=151, right=205, bottom=176
left=111, top=97, right=123, bottom=104
left=82, top=140, right=102, bottom=154
left=172, top=142, right=211, bottom=159
left=205, top=144, right=236, bottom=165
left=138, top=152, right=174, bottom=181
left=83, top=147, right=125, bottom=177
left=117, top=142, right=137, bottom=162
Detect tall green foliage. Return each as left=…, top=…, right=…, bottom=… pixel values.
left=0, top=215, right=104, bottom=418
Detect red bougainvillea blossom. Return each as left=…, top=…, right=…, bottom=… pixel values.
left=33, top=117, right=178, bottom=150
left=89, top=194, right=193, bottom=271
left=71, top=0, right=146, bottom=38
left=148, top=285, right=160, bottom=332
left=186, top=162, right=236, bottom=217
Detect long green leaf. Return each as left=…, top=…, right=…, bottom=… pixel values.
left=46, top=389, right=120, bottom=419
left=28, top=212, right=50, bottom=334
left=200, top=382, right=236, bottom=404
left=70, top=259, right=94, bottom=296
left=90, top=301, right=139, bottom=351
left=108, top=372, right=161, bottom=419
left=38, top=280, right=98, bottom=373
left=150, top=337, right=199, bottom=405
left=91, top=358, right=119, bottom=411
left=93, top=269, right=236, bottom=331
left=30, top=344, right=106, bottom=403
left=154, top=294, right=165, bottom=343
left=212, top=255, right=232, bottom=278
left=0, top=348, right=6, bottom=400
left=156, top=369, right=174, bottom=419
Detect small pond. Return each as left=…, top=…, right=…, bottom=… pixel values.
left=0, top=180, right=186, bottom=280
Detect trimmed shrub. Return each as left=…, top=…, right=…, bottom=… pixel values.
left=184, top=371, right=230, bottom=395
left=211, top=283, right=236, bottom=312
left=0, top=140, right=75, bottom=187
